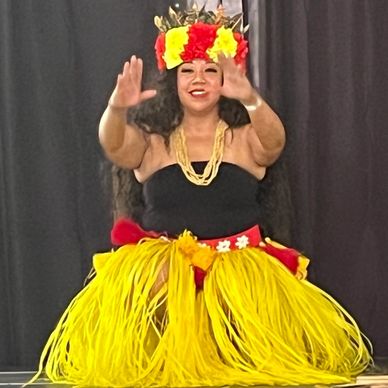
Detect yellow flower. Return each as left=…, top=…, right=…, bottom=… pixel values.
left=296, top=256, right=310, bottom=280
left=207, top=26, right=237, bottom=62
left=191, top=247, right=216, bottom=272
left=176, top=230, right=199, bottom=257
left=176, top=231, right=217, bottom=271
left=164, top=26, right=189, bottom=69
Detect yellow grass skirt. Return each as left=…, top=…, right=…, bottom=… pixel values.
left=34, top=232, right=371, bottom=387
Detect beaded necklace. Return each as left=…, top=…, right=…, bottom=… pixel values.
left=171, top=120, right=228, bottom=186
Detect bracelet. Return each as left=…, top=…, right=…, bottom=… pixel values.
left=242, top=95, right=263, bottom=111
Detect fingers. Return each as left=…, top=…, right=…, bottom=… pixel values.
left=111, top=55, right=149, bottom=107
left=118, top=55, right=143, bottom=86
left=217, top=53, right=236, bottom=72
left=131, top=55, right=144, bottom=84
left=140, top=89, right=157, bottom=101
left=128, top=55, right=138, bottom=84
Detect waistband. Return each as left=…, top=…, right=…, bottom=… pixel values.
left=111, top=218, right=308, bottom=281
left=111, top=218, right=262, bottom=250
left=198, top=225, right=261, bottom=251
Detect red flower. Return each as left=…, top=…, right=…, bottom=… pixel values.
left=181, top=22, right=219, bottom=62
left=234, top=32, right=249, bottom=69
left=154, top=32, right=166, bottom=70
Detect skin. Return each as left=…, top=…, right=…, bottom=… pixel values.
left=99, top=54, right=286, bottom=182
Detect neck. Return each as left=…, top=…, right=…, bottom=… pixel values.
left=181, top=110, right=220, bottom=135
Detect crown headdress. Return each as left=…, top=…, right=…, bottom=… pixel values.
left=154, top=3, right=249, bottom=71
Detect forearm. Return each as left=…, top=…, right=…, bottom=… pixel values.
left=98, top=105, right=129, bottom=153
left=241, top=91, right=286, bottom=153
left=98, top=104, right=147, bottom=169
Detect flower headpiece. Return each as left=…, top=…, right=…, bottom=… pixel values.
left=154, top=3, right=249, bottom=71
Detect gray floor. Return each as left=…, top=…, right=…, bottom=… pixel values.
left=1, top=363, right=388, bottom=388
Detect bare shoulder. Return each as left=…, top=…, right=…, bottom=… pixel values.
left=134, top=133, right=174, bottom=183
left=225, top=123, right=263, bottom=153
left=223, top=124, right=267, bottom=180
left=226, top=123, right=283, bottom=168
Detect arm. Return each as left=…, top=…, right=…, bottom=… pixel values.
left=219, top=55, right=285, bottom=166
left=239, top=90, right=285, bottom=166
left=98, top=55, right=156, bottom=169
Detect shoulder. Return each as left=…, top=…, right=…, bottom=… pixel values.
left=224, top=123, right=252, bottom=144
left=225, top=123, right=282, bottom=169
left=134, top=132, right=174, bottom=183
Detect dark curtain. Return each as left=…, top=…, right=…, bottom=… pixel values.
left=251, top=0, right=388, bottom=357
left=0, top=0, right=185, bottom=370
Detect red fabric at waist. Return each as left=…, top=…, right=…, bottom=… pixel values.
left=111, top=218, right=302, bottom=277
left=199, top=225, right=261, bottom=251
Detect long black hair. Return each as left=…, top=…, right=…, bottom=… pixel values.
left=108, top=69, right=293, bottom=244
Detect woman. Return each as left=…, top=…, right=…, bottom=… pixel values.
left=34, top=5, right=371, bottom=387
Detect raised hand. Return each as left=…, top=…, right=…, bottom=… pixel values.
left=218, top=54, right=256, bottom=105
left=109, top=55, right=157, bottom=109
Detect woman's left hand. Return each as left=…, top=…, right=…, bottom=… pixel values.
left=218, top=54, right=257, bottom=105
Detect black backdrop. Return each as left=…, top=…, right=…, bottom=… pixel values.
left=253, top=0, right=388, bottom=359
left=1, top=0, right=387, bottom=370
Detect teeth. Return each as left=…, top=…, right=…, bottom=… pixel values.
left=191, top=91, right=206, bottom=96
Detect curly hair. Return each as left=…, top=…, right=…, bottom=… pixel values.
left=108, top=69, right=293, bottom=244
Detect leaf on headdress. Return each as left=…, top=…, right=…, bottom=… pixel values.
left=184, top=10, right=197, bottom=25
left=191, top=1, right=199, bottom=12
left=154, top=16, right=164, bottom=31
left=215, top=4, right=225, bottom=22
left=230, top=14, right=242, bottom=28
left=243, top=24, right=250, bottom=34
left=198, top=2, right=207, bottom=13
left=203, top=11, right=215, bottom=24
left=168, top=6, right=181, bottom=27
left=155, top=2, right=248, bottom=32
left=177, top=13, right=186, bottom=25
left=197, top=2, right=210, bottom=22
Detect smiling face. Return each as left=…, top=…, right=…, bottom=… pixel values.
left=176, top=59, right=223, bottom=114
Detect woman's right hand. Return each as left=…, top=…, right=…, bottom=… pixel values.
left=109, top=55, right=157, bottom=109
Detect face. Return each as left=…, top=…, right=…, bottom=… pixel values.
left=176, top=59, right=222, bottom=113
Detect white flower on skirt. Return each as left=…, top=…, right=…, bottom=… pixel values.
left=236, top=235, right=250, bottom=249
left=216, top=240, right=231, bottom=252
left=197, top=242, right=209, bottom=248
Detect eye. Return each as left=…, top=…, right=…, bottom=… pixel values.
left=205, top=67, right=219, bottom=73
left=180, top=67, right=194, bottom=73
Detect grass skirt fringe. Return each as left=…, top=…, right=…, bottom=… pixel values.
left=34, top=233, right=371, bottom=387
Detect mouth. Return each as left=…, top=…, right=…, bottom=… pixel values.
left=189, top=89, right=208, bottom=97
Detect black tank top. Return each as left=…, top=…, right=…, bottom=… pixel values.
left=140, top=162, right=262, bottom=239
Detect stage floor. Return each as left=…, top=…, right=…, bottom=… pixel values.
left=1, top=366, right=387, bottom=388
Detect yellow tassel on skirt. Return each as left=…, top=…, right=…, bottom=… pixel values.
left=33, top=232, right=372, bottom=387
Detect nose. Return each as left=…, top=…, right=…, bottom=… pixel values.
left=192, top=71, right=206, bottom=84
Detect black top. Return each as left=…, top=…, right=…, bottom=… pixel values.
left=140, top=162, right=262, bottom=239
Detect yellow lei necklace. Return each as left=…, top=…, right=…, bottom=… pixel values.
left=171, top=120, right=228, bottom=186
